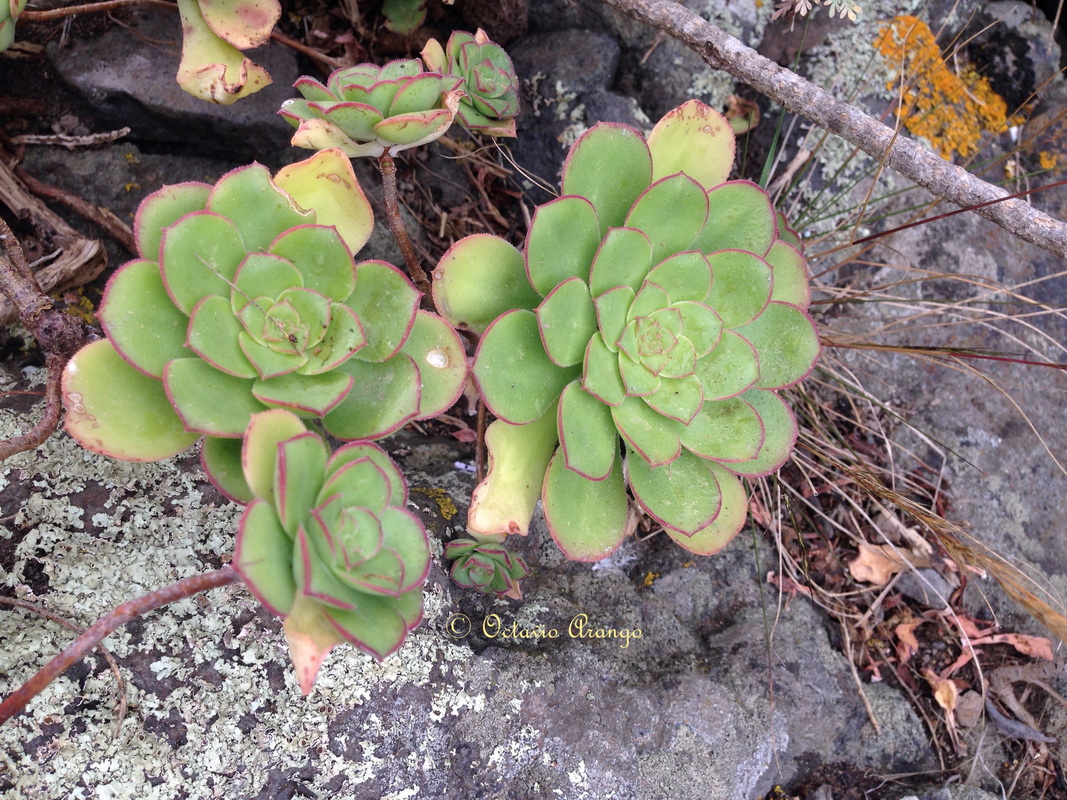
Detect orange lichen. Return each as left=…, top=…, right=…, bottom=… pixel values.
left=875, top=15, right=1021, bottom=160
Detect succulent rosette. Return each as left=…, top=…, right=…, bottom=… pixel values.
left=0, top=0, right=27, bottom=52
left=175, top=0, right=279, bottom=103
left=62, top=149, right=466, bottom=497
left=433, top=101, right=821, bottom=560
left=233, top=410, right=430, bottom=693
left=445, top=537, right=529, bottom=599
left=422, top=29, right=520, bottom=137
left=279, top=60, right=465, bottom=158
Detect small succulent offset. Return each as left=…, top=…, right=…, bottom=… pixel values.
left=62, top=149, right=466, bottom=497
left=279, top=60, right=465, bottom=158
left=0, top=0, right=27, bottom=52
left=445, top=536, right=529, bottom=599
left=175, top=0, right=280, bottom=103
left=434, top=101, right=820, bottom=560
left=422, top=29, right=521, bottom=137
left=233, top=410, right=430, bottom=693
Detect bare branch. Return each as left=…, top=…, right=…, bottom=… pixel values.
left=599, top=0, right=1067, bottom=258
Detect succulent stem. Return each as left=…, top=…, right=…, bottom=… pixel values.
left=0, top=565, right=240, bottom=728
left=378, top=152, right=432, bottom=300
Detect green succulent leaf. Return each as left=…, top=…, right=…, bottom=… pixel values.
left=536, top=277, right=597, bottom=368
left=323, top=354, right=421, bottom=439
left=561, top=123, right=652, bottom=235
left=161, top=212, right=246, bottom=314
left=588, top=226, right=653, bottom=298
left=525, top=196, right=601, bottom=296
left=275, top=432, right=329, bottom=535
left=611, top=394, right=680, bottom=467
left=433, top=234, right=539, bottom=334
left=593, top=286, right=635, bottom=353
left=628, top=447, right=722, bottom=535
left=208, top=164, right=310, bottom=252
left=187, top=294, right=256, bottom=377
left=644, top=373, right=703, bottom=423
left=197, top=0, right=279, bottom=50
left=134, top=182, right=210, bottom=262
left=253, top=369, right=354, bottom=416
left=234, top=499, right=297, bottom=616
left=165, top=357, right=266, bottom=436
left=704, top=250, right=773, bottom=329
left=201, top=435, right=252, bottom=502
left=241, top=408, right=309, bottom=504
left=695, top=181, right=777, bottom=256
left=618, top=353, right=659, bottom=397
left=678, top=395, right=764, bottom=462
left=558, top=380, right=618, bottom=480
left=647, top=99, right=735, bottom=189
left=542, top=449, right=627, bottom=561
left=728, top=389, right=798, bottom=477
left=99, top=259, right=192, bottom=378
left=326, top=441, right=407, bottom=506
left=674, top=300, right=723, bottom=357
left=645, top=251, right=712, bottom=303
left=398, top=310, right=467, bottom=419
left=346, top=261, right=419, bottom=362
left=323, top=591, right=414, bottom=659
left=473, top=309, right=577, bottom=424
left=666, top=462, right=748, bottom=555
left=318, top=457, right=391, bottom=513
left=582, top=333, right=626, bottom=406
left=737, top=302, right=821, bottom=389
left=624, top=173, right=709, bottom=264
left=62, top=340, right=199, bottom=461
left=693, top=330, right=760, bottom=401
left=765, top=241, right=811, bottom=309
left=269, top=225, right=357, bottom=300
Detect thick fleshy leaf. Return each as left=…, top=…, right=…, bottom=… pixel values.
left=468, top=405, right=559, bottom=537
left=241, top=409, right=308, bottom=503
left=623, top=173, right=709, bottom=264
left=378, top=507, right=431, bottom=592
left=323, top=592, right=411, bottom=659
left=282, top=594, right=346, bottom=694
left=582, top=333, right=625, bottom=406
left=525, top=196, right=601, bottom=296
left=275, top=433, right=329, bottom=535
left=433, top=234, right=539, bottom=334
left=628, top=448, right=722, bottom=535
left=326, top=442, right=406, bottom=505
left=273, top=149, right=375, bottom=255
left=737, top=302, right=821, bottom=389
left=561, top=123, right=652, bottom=235
left=160, top=212, right=246, bottom=314
left=674, top=301, right=723, bottom=357
left=253, top=370, right=353, bottom=415
left=589, top=229, right=654, bottom=308
left=398, top=310, right=467, bottom=419
left=63, top=340, right=199, bottom=461
left=543, top=449, right=627, bottom=561
left=694, top=331, right=760, bottom=401
left=645, top=251, right=712, bottom=303
left=269, top=225, right=356, bottom=300
left=593, top=286, right=635, bottom=353
left=175, top=0, right=271, bottom=104
left=286, top=116, right=381, bottom=158
left=165, top=357, right=266, bottom=436
left=346, top=261, right=419, bottom=361
left=239, top=332, right=305, bottom=379
left=558, top=380, right=617, bottom=480
left=135, top=182, right=211, bottom=262
left=728, top=389, right=798, bottom=477
left=704, top=250, right=773, bottom=329
left=233, top=253, right=302, bottom=305
left=234, top=500, right=297, bottom=616
left=647, top=100, right=735, bottom=190
left=618, top=353, right=659, bottom=397
left=198, top=0, right=279, bottom=49
left=374, top=107, right=454, bottom=148
left=99, top=259, right=192, bottom=378
left=312, top=100, right=385, bottom=141
left=202, top=435, right=252, bottom=502
left=323, top=355, right=421, bottom=439
left=666, top=463, right=747, bottom=555
left=644, top=374, right=703, bottom=424
left=679, top=396, right=764, bottom=462
left=389, top=72, right=454, bottom=114
left=292, top=75, right=333, bottom=102
left=610, top=394, right=680, bottom=467
left=695, top=181, right=777, bottom=256
left=536, top=277, right=597, bottom=368
left=765, top=241, right=811, bottom=309
left=187, top=294, right=256, bottom=377
left=626, top=282, right=670, bottom=323
left=209, top=163, right=308, bottom=252
left=300, top=304, right=365, bottom=374
left=473, top=309, right=577, bottom=425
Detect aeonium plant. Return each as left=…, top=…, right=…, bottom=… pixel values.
left=434, top=100, right=820, bottom=561
left=62, top=148, right=466, bottom=500
left=234, top=409, right=430, bottom=693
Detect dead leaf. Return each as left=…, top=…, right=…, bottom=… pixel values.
left=972, top=633, right=1054, bottom=661
left=849, top=542, right=907, bottom=585
left=893, top=619, right=924, bottom=665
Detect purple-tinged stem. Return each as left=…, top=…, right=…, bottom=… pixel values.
left=378, top=152, right=432, bottom=299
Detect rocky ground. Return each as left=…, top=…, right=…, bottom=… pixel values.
left=1, top=1, right=1066, bottom=798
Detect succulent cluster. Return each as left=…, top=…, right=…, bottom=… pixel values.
left=280, top=60, right=465, bottom=158
left=233, top=410, right=430, bottom=693
left=62, top=149, right=466, bottom=499
left=422, top=29, right=521, bottom=137
left=435, top=101, right=820, bottom=560
left=0, top=0, right=26, bottom=52
left=445, top=537, right=529, bottom=599
left=175, top=0, right=279, bottom=103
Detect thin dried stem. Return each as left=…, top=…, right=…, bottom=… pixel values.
left=378, top=153, right=432, bottom=298
left=0, top=566, right=240, bottom=727
left=19, top=0, right=176, bottom=20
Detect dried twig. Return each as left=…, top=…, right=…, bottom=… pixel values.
left=598, top=0, right=1067, bottom=258
left=378, top=152, right=432, bottom=298
left=0, top=566, right=240, bottom=727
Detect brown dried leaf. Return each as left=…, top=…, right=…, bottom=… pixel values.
left=893, top=619, right=923, bottom=664
left=848, top=542, right=907, bottom=585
